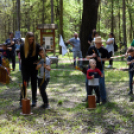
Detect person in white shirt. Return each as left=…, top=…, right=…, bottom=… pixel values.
left=106, top=33, right=114, bottom=68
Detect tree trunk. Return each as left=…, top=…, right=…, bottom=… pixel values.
left=122, top=0, right=127, bottom=50
left=51, top=0, right=54, bottom=23
left=17, top=0, right=20, bottom=31
left=126, top=0, right=133, bottom=41
left=118, top=5, right=121, bottom=42
left=80, top=0, right=100, bottom=57
left=59, top=0, right=63, bottom=54
left=111, top=0, right=114, bottom=33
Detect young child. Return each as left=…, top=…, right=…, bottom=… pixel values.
left=127, top=47, right=134, bottom=95
left=87, top=59, right=103, bottom=103
left=36, top=48, right=51, bottom=109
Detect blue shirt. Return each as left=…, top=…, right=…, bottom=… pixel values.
left=127, top=56, right=134, bottom=71
left=69, top=37, right=81, bottom=52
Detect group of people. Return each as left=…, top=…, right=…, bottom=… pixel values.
left=67, top=29, right=134, bottom=104
left=1, top=29, right=134, bottom=109
left=67, top=30, right=116, bottom=104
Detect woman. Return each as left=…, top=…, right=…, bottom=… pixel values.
left=20, top=32, right=40, bottom=107
left=106, top=32, right=114, bottom=68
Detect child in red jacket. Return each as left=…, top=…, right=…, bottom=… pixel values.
left=87, top=59, right=103, bottom=103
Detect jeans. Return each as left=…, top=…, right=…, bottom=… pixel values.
left=99, top=71, right=107, bottom=101
left=129, top=71, right=134, bottom=92
left=86, top=70, right=107, bottom=101
left=38, top=78, right=50, bottom=104
left=73, top=51, right=82, bottom=67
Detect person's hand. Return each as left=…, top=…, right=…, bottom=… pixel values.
left=91, top=75, right=94, bottom=78
left=92, top=53, right=97, bottom=58
left=97, top=57, right=101, bottom=62
left=8, top=47, right=12, bottom=51
left=44, top=64, right=46, bottom=68
left=131, top=59, right=134, bottom=63
left=11, top=41, right=14, bottom=46
left=101, top=74, right=103, bottom=77
left=125, top=52, right=128, bottom=57
left=38, top=64, right=42, bottom=68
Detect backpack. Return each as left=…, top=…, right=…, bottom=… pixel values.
left=114, top=41, right=118, bottom=52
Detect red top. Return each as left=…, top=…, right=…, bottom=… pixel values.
left=87, top=68, right=102, bottom=79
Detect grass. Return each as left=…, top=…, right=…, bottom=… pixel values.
left=0, top=53, right=134, bottom=133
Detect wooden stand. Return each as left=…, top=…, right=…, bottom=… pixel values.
left=0, top=66, right=10, bottom=84
left=88, top=95, right=96, bottom=109
left=20, top=99, right=33, bottom=115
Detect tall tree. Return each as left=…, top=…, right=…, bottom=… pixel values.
left=111, top=0, right=114, bottom=33
left=59, top=0, right=63, bottom=54
left=80, top=0, right=100, bottom=57
left=122, top=0, right=127, bottom=50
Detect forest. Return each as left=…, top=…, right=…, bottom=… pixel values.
left=0, top=0, right=132, bottom=54
left=0, top=1, right=134, bottom=133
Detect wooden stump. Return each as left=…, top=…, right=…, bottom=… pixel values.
left=88, top=95, right=96, bottom=109
left=0, top=66, right=10, bottom=84
left=21, top=99, right=31, bottom=115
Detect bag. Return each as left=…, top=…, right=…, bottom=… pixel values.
left=114, top=41, right=118, bottom=52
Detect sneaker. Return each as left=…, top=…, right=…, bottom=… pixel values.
left=44, top=105, right=51, bottom=109
left=31, top=103, right=37, bottom=107
left=82, top=97, right=88, bottom=102
left=40, top=104, right=50, bottom=109
left=128, top=91, right=133, bottom=95
left=101, top=100, right=107, bottom=104
left=20, top=103, right=22, bottom=108
left=96, top=100, right=100, bottom=104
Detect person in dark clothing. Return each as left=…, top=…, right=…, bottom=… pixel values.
left=20, top=32, right=40, bottom=107
left=88, top=29, right=96, bottom=46
left=85, top=37, right=110, bottom=104
left=127, top=47, right=134, bottom=95
left=5, top=32, right=16, bottom=71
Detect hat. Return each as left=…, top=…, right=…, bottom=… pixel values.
left=93, top=36, right=105, bottom=44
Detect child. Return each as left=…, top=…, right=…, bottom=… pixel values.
left=87, top=59, right=103, bottom=103
left=36, top=48, right=51, bottom=109
left=127, top=47, right=134, bottom=95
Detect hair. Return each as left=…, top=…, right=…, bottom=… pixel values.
left=89, top=59, right=96, bottom=64
left=8, top=32, right=14, bottom=35
left=39, top=47, right=44, bottom=52
left=92, top=31, right=98, bottom=38
left=24, top=32, right=36, bottom=58
left=127, top=47, right=134, bottom=53
left=109, top=32, right=114, bottom=38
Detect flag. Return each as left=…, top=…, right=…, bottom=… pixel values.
left=59, top=35, right=67, bottom=56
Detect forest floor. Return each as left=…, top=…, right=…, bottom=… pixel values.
left=0, top=59, right=134, bottom=134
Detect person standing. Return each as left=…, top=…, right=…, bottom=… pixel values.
left=127, top=48, right=134, bottom=95
left=106, top=33, right=114, bottom=68
left=5, top=32, right=16, bottom=71
left=88, top=29, right=96, bottom=46
left=67, top=32, right=82, bottom=67
left=20, top=32, right=40, bottom=107
left=36, top=48, right=51, bottom=109
left=86, top=37, right=110, bottom=104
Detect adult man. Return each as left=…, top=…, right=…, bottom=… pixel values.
left=5, top=32, right=16, bottom=71
left=67, top=32, right=82, bottom=67
left=85, top=36, right=110, bottom=104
